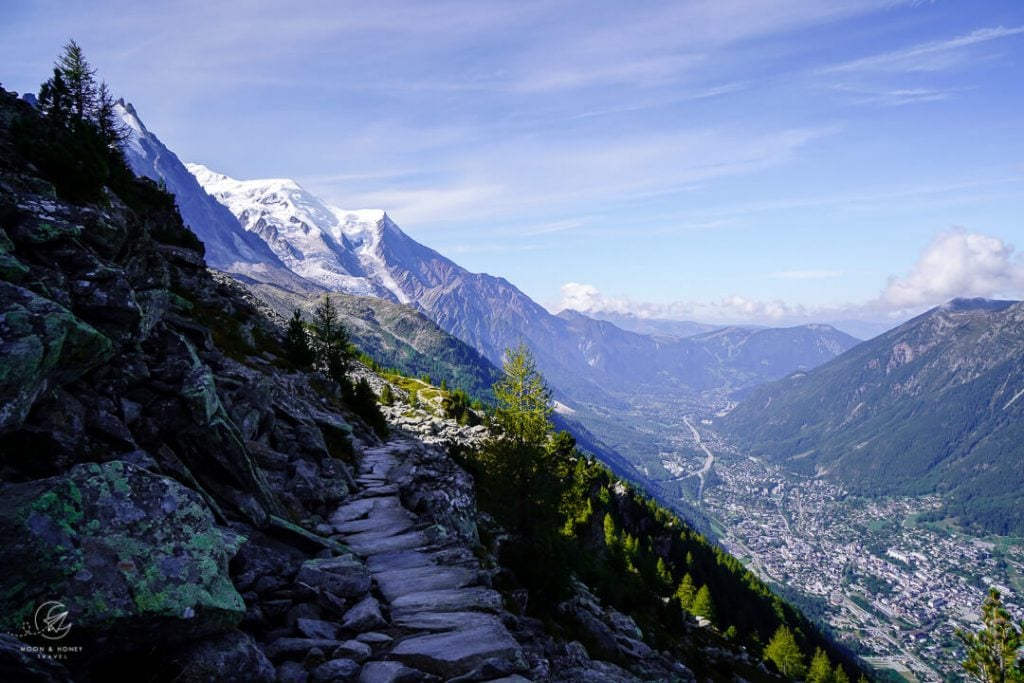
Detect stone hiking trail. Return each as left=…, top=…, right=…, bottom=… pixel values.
left=328, top=439, right=528, bottom=682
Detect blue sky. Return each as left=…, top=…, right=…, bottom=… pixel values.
left=2, top=0, right=1022, bottom=331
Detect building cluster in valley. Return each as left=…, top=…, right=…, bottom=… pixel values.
left=679, top=429, right=1023, bottom=682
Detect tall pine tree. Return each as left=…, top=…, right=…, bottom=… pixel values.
left=312, top=295, right=353, bottom=383
left=56, top=39, right=97, bottom=120
left=284, top=309, right=315, bottom=369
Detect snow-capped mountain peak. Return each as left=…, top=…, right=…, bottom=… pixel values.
left=114, top=101, right=296, bottom=279
left=187, top=164, right=407, bottom=301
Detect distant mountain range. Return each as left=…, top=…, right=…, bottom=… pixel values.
left=723, top=297, right=1024, bottom=535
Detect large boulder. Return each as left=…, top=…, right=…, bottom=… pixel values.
left=0, top=281, right=113, bottom=435
left=0, top=461, right=245, bottom=648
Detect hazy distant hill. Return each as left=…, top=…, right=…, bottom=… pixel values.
left=724, top=298, right=1024, bottom=535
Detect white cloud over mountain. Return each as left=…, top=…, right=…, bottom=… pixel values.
left=558, top=229, right=1024, bottom=326
left=877, top=229, right=1024, bottom=309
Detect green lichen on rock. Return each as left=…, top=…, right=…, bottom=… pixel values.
left=0, top=461, right=245, bottom=645
left=20, top=217, right=83, bottom=245
left=0, top=281, right=113, bottom=434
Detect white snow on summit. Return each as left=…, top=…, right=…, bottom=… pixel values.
left=187, top=164, right=408, bottom=302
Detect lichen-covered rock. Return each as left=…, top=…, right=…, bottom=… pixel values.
left=0, top=461, right=245, bottom=646
left=0, top=281, right=113, bottom=435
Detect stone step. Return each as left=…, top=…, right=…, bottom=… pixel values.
left=392, top=610, right=502, bottom=632
left=374, top=565, right=477, bottom=603
left=345, top=529, right=428, bottom=555
left=389, top=587, right=503, bottom=619
left=331, top=496, right=402, bottom=524
left=332, top=508, right=415, bottom=535
left=365, top=549, right=435, bottom=573
left=389, top=619, right=525, bottom=679
left=356, top=483, right=401, bottom=498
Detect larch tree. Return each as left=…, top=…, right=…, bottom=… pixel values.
left=764, top=625, right=807, bottom=679
left=56, top=39, right=97, bottom=120
left=94, top=81, right=129, bottom=150
left=492, top=342, right=552, bottom=446
left=957, top=588, right=1024, bottom=683
left=312, top=295, right=353, bottom=383
left=807, top=647, right=834, bottom=683
left=284, top=308, right=315, bottom=369
left=691, top=584, right=716, bottom=624
left=674, top=573, right=696, bottom=611
left=475, top=343, right=572, bottom=596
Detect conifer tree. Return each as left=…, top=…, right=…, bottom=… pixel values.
left=807, top=647, right=834, bottom=683
left=312, top=295, right=353, bottom=383
left=603, top=512, right=618, bottom=546
left=284, top=309, right=315, bottom=369
left=492, top=342, right=552, bottom=446
left=655, top=557, right=673, bottom=592
left=691, top=584, right=715, bottom=623
left=764, top=625, right=807, bottom=679
left=474, top=344, right=572, bottom=596
left=37, top=68, right=73, bottom=126
left=674, top=573, right=696, bottom=611
left=94, top=81, right=129, bottom=150
left=57, top=39, right=97, bottom=120
left=833, top=664, right=851, bottom=683
left=957, top=588, right=1024, bottom=683
left=26, top=40, right=129, bottom=201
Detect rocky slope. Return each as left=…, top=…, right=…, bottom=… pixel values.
left=249, top=283, right=502, bottom=402
left=0, top=85, right=821, bottom=682
left=723, top=298, right=1024, bottom=535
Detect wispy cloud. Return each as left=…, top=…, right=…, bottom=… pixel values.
left=826, top=83, right=965, bottom=106
left=769, top=269, right=843, bottom=280
left=821, top=25, right=1024, bottom=74
left=518, top=219, right=585, bottom=237
left=557, top=230, right=1024, bottom=325
left=317, top=125, right=833, bottom=228
left=442, top=243, right=542, bottom=255
left=567, top=83, right=745, bottom=121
